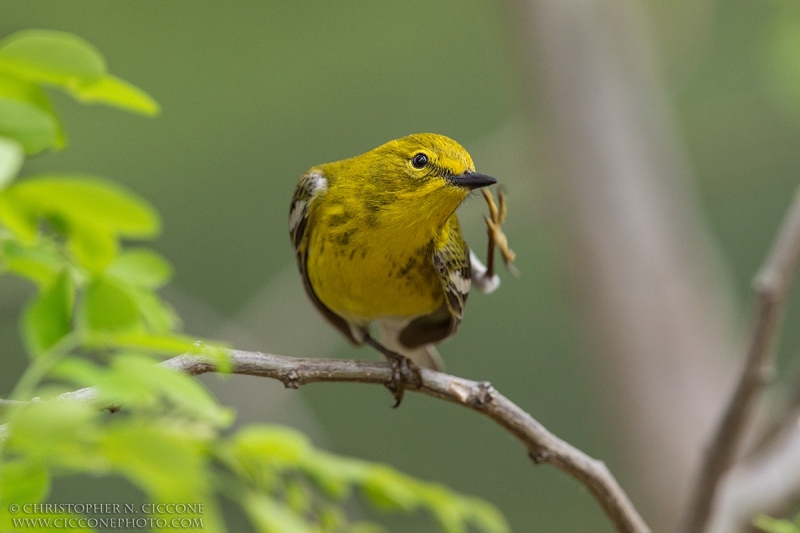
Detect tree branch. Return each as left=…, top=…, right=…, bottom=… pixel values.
left=708, top=405, right=800, bottom=533
left=53, top=350, right=650, bottom=533
left=681, top=185, right=800, bottom=533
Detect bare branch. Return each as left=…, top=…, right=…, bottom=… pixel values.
left=708, top=405, right=800, bottom=533
left=681, top=186, right=800, bottom=533
left=49, top=350, right=651, bottom=533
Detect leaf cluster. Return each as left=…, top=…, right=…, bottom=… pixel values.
left=0, top=30, right=508, bottom=533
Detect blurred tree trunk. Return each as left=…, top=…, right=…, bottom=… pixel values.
left=508, top=0, right=738, bottom=528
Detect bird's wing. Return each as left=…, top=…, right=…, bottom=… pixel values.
left=289, top=170, right=325, bottom=251
left=431, top=217, right=471, bottom=321
left=289, top=170, right=361, bottom=345
left=397, top=216, right=470, bottom=351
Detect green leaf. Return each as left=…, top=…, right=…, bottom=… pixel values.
left=416, top=485, right=502, bottom=533
left=6, top=400, right=100, bottom=467
left=52, top=353, right=232, bottom=426
left=0, top=136, right=23, bottom=189
left=50, top=356, right=106, bottom=389
left=0, top=30, right=105, bottom=83
left=431, top=502, right=465, bottom=533
left=233, top=425, right=312, bottom=467
left=80, top=275, right=142, bottom=333
left=99, top=419, right=210, bottom=501
left=0, top=191, right=37, bottom=242
left=68, top=223, right=117, bottom=273
left=461, top=498, right=509, bottom=533
left=285, top=478, right=312, bottom=515
left=1, top=239, right=65, bottom=287
left=112, top=353, right=233, bottom=426
left=0, top=97, right=58, bottom=154
left=361, top=466, right=419, bottom=512
left=0, top=73, right=65, bottom=148
left=242, top=492, right=317, bottom=533
left=129, top=289, right=180, bottom=332
left=345, top=524, right=385, bottom=533
left=8, top=176, right=160, bottom=238
left=318, top=505, right=345, bottom=532
left=0, top=30, right=159, bottom=116
left=302, top=452, right=363, bottom=500
left=108, top=248, right=173, bottom=288
left=0, top=460, right=50, bottom=504
left=21, top=270, right=73, bottom=356
left=227, top=425, right=312, bottom=491
left=85, top=331, right=197, bottom=354
left=70, top=75, right=160, bottom=116
left=54, top=356, right=154, bottom=409
left=224, top=425, right=509, bottom=533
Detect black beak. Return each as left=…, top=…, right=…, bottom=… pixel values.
left=447, top=171, right=497, bottom=190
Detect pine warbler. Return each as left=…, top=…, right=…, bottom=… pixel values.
left=289, top=133, right=509, bottom=404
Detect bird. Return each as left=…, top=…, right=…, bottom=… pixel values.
left=289, top=133, right=510, bottom=405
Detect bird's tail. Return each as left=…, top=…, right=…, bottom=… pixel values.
left=401, top=343, right=445, bottom=371
left=374, top=319, right=446, bottom=371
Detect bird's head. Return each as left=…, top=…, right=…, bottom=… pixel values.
left=321, top=134, right=496, bottom=235
left=330, top=132, right=494, bottom=205
left=378, top=133, right=496, bottom=195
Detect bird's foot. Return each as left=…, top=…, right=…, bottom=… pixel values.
left=363, top=334, right=423, bottom=407
left=384, top=351, right=422, bottom=408
left=481, top=188, right=518, bottom=278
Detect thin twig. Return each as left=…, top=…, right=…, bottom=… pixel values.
left=48, top=350, right=651, bottom=533
left=708, top=405, right=800, bottom=533
left=681, top=186, right=800, bottom=533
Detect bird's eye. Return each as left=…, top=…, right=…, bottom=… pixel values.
left=411, top=153, right=429, bottom=169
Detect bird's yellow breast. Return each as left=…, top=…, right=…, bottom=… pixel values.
left=305, top=197, right=448, bottom=323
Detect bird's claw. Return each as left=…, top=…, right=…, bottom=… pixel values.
left=481, top=188, right=518, bottom=277
left=385, top=353, right=422, bottom=408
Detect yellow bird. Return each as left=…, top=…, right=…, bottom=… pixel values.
left=289, top=133, right=508, bottom=404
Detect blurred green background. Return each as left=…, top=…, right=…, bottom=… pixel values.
left=2, top=0, right=800, bottom=531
